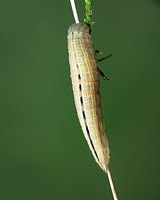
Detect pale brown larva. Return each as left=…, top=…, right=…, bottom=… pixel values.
left=67, top=23, right=110, bottom=173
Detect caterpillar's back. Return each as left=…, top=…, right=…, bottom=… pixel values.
left=68, top=23, right=110, bottom=172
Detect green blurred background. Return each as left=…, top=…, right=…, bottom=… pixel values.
left=0, top=0, right=160, bottom=199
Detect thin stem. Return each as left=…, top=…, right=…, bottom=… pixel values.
left=107, top=169, right=119, bottom=200
left=97, top=54, right=112, bottom=62
left=70, top=0, right=79, bottom=23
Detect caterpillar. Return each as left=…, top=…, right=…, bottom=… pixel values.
left=67, top=23, right=110, bottom=173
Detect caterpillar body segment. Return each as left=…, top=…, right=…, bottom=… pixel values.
left=67, top=23, right=110, bottom=172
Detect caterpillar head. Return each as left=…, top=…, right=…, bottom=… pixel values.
left=68, top=23, right=90, bottom=34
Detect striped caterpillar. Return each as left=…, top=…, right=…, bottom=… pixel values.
left=67, top=23, right=110, bottom=173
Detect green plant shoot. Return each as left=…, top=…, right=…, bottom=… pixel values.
left=84, top=0, right=95, bottom=26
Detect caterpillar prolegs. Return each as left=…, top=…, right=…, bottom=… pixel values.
left=67, top=23, right=110, bottom=173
